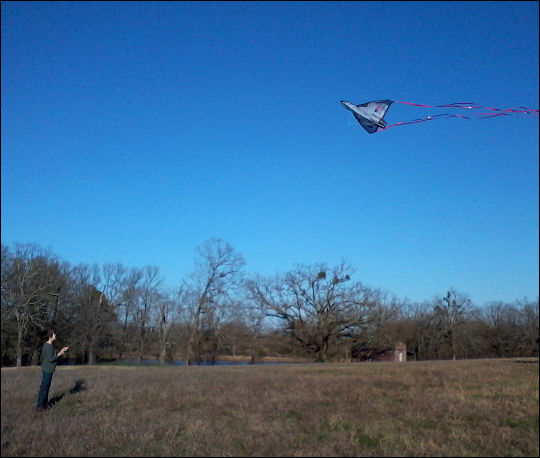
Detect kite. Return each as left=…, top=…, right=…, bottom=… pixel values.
left=341, top=99, right=539, bottom=134
left=340, top=100, right=393, bottom=134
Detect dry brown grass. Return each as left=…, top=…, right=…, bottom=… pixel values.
left=1, top=358, right=538, bottom=456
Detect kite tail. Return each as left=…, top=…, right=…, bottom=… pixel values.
left=377, top=101, right=539, bottom=132
left=379, top=113, right=470, bottom=132
left=395, top=101, right=539, bottom=116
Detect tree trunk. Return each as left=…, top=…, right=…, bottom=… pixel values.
left=16, top=326, right=23, bottom=367
left=186, top=307, right=202, bottom=365
left=315, top=344, right=328, bottom=362
left=137, top=324, right=145, bottom=363
left=185, top=326, right=195, bottom=366
left=31, top=348, right=40, bottom=365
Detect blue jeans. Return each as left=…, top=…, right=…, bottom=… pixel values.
left=37, top=371, right=54, bottom=410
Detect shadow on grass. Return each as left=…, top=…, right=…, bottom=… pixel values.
left=48, top=379, right=86, bottom=407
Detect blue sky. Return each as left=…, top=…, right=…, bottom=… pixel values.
left=2, top=1, right=538, bottom=306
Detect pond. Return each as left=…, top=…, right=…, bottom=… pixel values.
left=120, top=358, right=304, bottom=366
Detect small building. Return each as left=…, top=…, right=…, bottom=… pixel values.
left=394, top=342, right=407, bottom=362
left=351, top=342, right=412, bottom=362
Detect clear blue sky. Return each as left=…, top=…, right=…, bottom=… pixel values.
left=2, top=1, right=538, bottom=306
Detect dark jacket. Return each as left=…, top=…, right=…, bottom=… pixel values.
left=41, top=343, right=59, bottom=373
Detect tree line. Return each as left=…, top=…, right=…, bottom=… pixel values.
left=1, top=240, right=538, bottom=367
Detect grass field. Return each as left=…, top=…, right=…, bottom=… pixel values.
left=1, top=358, right=538, bottom=457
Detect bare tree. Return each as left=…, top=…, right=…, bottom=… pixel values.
left=1, top=244, right=64, bottom=366
left=101, top=263, right=127, bottom=316
left=483, top=298, right=539, bottom=357
left=433, top=289, right=471, bottom=360
left=134, top=266, right=163, bottom=363
left=155, top=288, right=182, bottom=364
left=348, top=290, right=403, bottom=359
left=232, top=292, right=268, bottom=363
left=116, top=267, right=143, bottom=358
left=69, top=264, right=117, bottom=364
left=247, top=262, right=382, bottom=362
left=520, top=298, right=539, bottom=356
left=184, top=239, right=245, bottom=365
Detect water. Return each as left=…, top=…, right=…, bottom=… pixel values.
left=121, top=358, right=302, bottom=366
